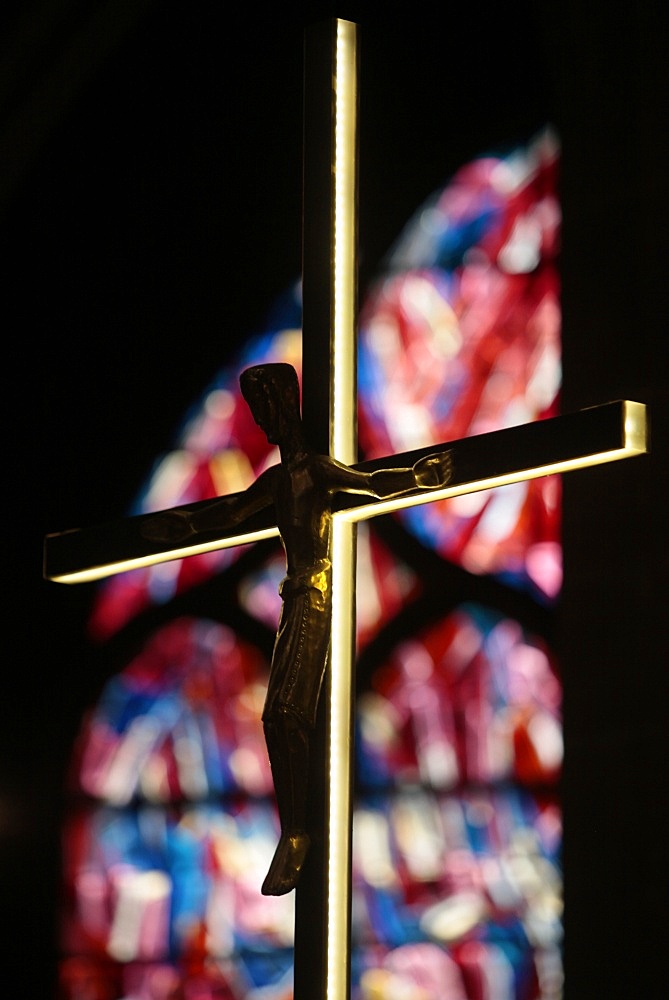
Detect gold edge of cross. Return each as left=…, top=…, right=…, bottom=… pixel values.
left=327, top=19, right=358, bottom=1000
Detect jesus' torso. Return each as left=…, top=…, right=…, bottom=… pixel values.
left=272, top=453, right=335, bottom=595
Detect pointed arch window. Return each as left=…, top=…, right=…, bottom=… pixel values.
left=60, top=131, right=562, bottom=1000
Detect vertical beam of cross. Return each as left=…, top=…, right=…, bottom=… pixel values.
left=298, top=18, right=358, bottom=1000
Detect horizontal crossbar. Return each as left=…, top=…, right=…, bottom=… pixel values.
left=44, top=399, right=647, bottom=584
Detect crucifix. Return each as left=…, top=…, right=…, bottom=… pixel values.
left=44, top=18, right=649, bottom=1000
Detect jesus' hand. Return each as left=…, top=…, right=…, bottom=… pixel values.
left=412, top=451, right=453, bottom=490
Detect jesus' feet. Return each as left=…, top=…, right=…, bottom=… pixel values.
left=261, top=830, right=311, bottom=896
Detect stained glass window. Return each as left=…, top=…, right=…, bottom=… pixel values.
left=352, top=606, right=562, bottom=997
left=61, top=130, right=562, bottom=999
left=61, top=620, right=293, bottom=998
left=358, top=130, right=561, bottom=602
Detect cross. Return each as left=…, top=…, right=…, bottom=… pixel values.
left=44, top=19, right=649, bottom=1000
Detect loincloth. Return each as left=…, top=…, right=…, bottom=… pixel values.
left=262, top=577, right=332, bottom=729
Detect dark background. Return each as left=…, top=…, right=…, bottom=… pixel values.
left=2, top=1, right=667, bottom=995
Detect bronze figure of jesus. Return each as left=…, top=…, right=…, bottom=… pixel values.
left=146, top=362, right=453, bottom=894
